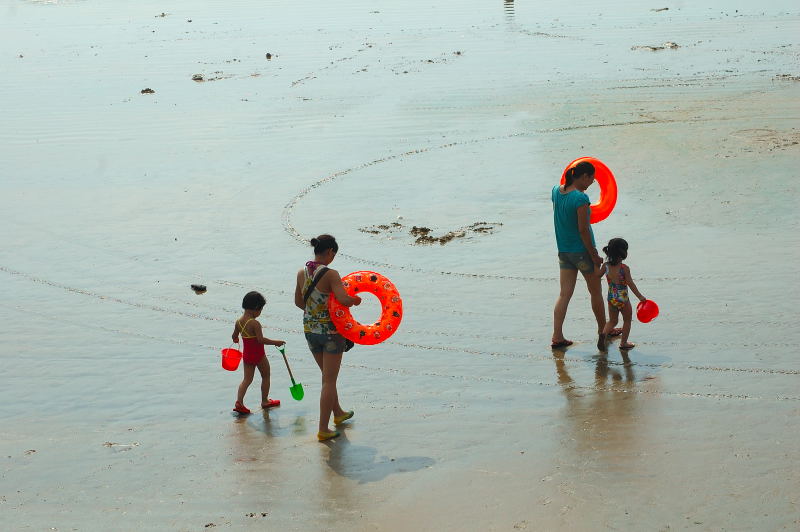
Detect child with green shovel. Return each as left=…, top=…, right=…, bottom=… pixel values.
left=231, top=291, right=285, bottom=414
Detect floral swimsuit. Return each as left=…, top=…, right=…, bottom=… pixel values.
left=605, top=263, right=629, bottom=310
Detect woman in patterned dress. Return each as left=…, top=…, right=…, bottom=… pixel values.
left=294, top=234, right=361, bottom=441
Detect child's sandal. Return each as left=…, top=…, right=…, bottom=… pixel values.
left=233, top=401, right=251, bottom=414
left=261, top=399, right=281, bottom=409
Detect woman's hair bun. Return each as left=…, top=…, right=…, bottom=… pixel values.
left=310, top=234, right=339, bottom=254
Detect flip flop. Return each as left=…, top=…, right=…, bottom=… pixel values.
left=608, top=328, right=623, bottom=337
left=233, top=401, right=251, bottom=414
left=334, top=411, right=354, bottom=425
left=619, top=343, right=635, bottom=350
left=261, top=399, right=281, bottom=409
left=550, top=340, right=573, bottom=349
left=317, top=430, right=340, bottom=442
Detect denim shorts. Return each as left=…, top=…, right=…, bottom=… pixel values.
left=558, top=252, right=595, bottom=274
left=305, top=332, right=347, bottom=355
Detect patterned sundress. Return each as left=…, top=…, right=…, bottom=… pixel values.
left=303, top=265, right=337, bottom=335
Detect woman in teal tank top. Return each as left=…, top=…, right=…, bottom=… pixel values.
left=550, top=161, right=607, bottom=350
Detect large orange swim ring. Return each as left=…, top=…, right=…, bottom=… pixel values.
left=328, top=271, right=403, bottom=346
left=560, top=157, right=617, bottom=224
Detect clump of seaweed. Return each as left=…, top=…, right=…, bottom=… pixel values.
left=360, top=221, right=502, bottom=245
left=631, top=41, right=679, bottom=51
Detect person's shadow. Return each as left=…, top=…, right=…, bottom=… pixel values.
left=320, top=429, right=435, bottom=484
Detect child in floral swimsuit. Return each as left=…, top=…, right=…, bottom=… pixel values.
left=597, top=238, right=647, bottom=351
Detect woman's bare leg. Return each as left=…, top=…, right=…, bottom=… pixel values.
left=318, top=352, right=344, bottom=433
left=582, top=270, right=607, bottom=334
left=313, top=352, right=344, bottom=417
left=553, top=269, right=579, bottom=343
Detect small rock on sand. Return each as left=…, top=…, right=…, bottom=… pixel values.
left=140, top=88, right=155, bottom=94
left=192, top=74, right=204, bottom=81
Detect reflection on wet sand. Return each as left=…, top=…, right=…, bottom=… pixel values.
left=553, top=352, right=643, bottom=463
left=230, top=412, right=279, bottom=458
left=504, top=0, right=515, bottom=20
left=229, top=411, right=309, bottom=465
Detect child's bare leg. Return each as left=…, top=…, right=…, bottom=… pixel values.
left=237, top=364, right=256, bottom=404
left=602, top=303, right=618, bottom=335
left=256, top=357, right=271, bottom=405
left=620, top=302, right=635, bottom=349
left=599, top=304, right=618, bottom=350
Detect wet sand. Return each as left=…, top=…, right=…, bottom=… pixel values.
left=1, top=0, right=799, bottom=530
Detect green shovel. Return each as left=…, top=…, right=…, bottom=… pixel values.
left=278, top=345, right=304, bottom=401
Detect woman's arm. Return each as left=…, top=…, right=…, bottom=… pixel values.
left=576, top=204, right=602, bottom=266
left=625, top=266, right=646, bottom=301
left=327, top=270, right=362, bottom=307
left=252, top=320, right=285, bottom=347
left=294, top=269, right=305, bottom=310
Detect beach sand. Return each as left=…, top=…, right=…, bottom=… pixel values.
left=1, top=0, right=799, bottom=530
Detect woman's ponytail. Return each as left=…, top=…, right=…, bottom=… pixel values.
left=564, top=161, right=595, bottom=188
left=564, top=166, right=576, bottom=187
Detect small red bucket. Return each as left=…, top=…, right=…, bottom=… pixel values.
left=636, top=300, right=660, bottom=323
left=221, top=347, right=242, bottom=371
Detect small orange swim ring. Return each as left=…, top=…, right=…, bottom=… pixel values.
left=560, top=156, right=617, bottom=224
left=328, top=271, right=403, bottom=346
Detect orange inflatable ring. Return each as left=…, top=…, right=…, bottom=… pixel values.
left=560, top=156, right=617, bottom=224
left=328, top=271, right=403, bottom=346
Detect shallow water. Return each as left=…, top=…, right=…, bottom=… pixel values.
left=2, top=0, right=799, bottom=530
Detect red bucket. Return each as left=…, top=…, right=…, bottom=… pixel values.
left=221, top=347, right=242, bottom=371
left=636, top=300, right=659, bottom=323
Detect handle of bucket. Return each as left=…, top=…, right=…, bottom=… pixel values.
left=225, top=343, right=241, bottom=355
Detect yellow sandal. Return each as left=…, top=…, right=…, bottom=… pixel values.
left=317, top=430, right=340, bottom=442
left=334, top=411, right=354, bottom=425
